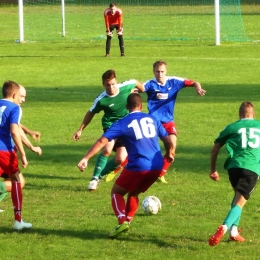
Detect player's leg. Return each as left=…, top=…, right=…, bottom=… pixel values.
left=209, top=168, right=257, bottom=246
left=101, top=145, right=128, bottom=182
left=108, top=183, right=129, bottom=238
left=105, top=35, right=112, bottom=57
left=158, top=122, right=177, bottom=183
left=88, top=140, right=114, bottom=191
left=10, top=171, right=32, bottom=230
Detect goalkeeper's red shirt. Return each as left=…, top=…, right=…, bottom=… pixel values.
left=104, top=8, right=123, bottom=29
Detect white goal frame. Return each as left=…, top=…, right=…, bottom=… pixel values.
left=18, top=0, right=221, bottom=45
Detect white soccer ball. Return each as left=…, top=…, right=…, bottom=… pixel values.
left=142, top=196, right=161, bottom=215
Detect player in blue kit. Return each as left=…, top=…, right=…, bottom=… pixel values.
left=77, top=93, right=174, bottom=238
left=0, top=81, right=32, bottom=230
left=144, top=60, right=206, bottom=183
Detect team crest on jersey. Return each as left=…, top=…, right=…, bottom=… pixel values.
left=156, top=93, right=168, bottom=99
left=109, top=104, right=115, bottom=107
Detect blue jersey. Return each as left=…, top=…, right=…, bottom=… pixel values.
left=103, top=111, right=168, bottom=171
left=144, top=76, right=191, bottom=123
left=0, top=99, right=22, bottom=151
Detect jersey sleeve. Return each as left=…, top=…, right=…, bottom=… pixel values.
left=104, top=9, right=110, bottom=29
left=103, top=121, right=122, bottom=141
left=184, top=79, right=195, bottom=86
left=10, top=106, right=22, bottom=125
left=214, top=125, right=231, bottom=145
left=89, top=92, right=106, bottom=114
left=117, top=9, right=123, bottom=28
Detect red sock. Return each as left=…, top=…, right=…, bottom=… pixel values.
left=11, top=182, right=22, bottom=222
left=114, top=157, right=128, bottom=174
left=159, top=157, right=172, bottom=177
left=125, top=196, right=139, bottom=223
left=111, top=193, right=126, bottom=224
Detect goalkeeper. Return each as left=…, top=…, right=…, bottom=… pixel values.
left=104, top=2, right=124, bottom=57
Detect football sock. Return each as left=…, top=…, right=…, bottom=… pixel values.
left=111, top=193, right=126, bottom=224
left=100, top=158, right=118, bottom=178
left=125, top=196, right=139, bottom=223
left=159, top=156, right=172, bottom=178
left=92, top=154, right=108, bottom=180
left=0, top=182, right=8, bottom=202
left=230, top=225, right=239, bottom=237
left=223, top=205, right=242, bottom=229
left=11, top=182, right=22, bottom=222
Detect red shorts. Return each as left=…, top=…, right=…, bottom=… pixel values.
left=162, top=122, right=177, bottom=136
left=115, top=168, right=161, bottom=193
left=0, top=151, right=19, bottom=176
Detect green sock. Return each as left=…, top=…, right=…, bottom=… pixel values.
left=223, top=205, right=242, bottom=229
left=100, top=158, right=118, bottom=178
left=230, top=196, right=242, bottom=226
left=0, top=182, right=8, bottom=202
left=92, top=154, right=108, bottom=180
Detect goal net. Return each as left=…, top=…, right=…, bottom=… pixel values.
left=21, top=0, right=252, bottom=44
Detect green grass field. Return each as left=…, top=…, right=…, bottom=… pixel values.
left=1, top=3, right=260, bottom=260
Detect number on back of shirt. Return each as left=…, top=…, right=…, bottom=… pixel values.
left=0, top=106, right=7, bottom=124
left=238, top=127, right=260, bottom=148
left=128, top=117, right=156, bottom=140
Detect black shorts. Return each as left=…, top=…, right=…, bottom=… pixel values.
left=109, top=24, right=123, bottom=35
left=103, top=129, right=124, bottom=152
left=228, top=168, right=259, bottom=200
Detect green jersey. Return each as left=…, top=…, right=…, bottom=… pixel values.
left=90, top=79, right=137, bottom=130
left=215, top=118, right=260, bottom=175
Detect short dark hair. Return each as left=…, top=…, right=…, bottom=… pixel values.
left=102, top=69, right=116, bottom=82
left=109, top=2, right=116, bottom=7
left=2, top=80, right=20, bottom=98
left=153, top=60, right=167, bottom=70
left=127, top=93, right=142, bottom=109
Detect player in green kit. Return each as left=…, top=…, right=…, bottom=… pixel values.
left=73, top=69, right=144, bottom=191
left=208, top=101, right=260, bottom=246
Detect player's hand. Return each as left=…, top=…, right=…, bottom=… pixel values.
left=30, top=131, right=41, bottom=141
left=21, top=155, right=28, bottom=168
left=117, top=30, right=123, bottom=36
left=106, top=31, right=112, bottom=36
left=78, top=158, right=88, bottom=172
left=31, top=146, right=42, bottom=156
left=73, top=130, right=82, bottom=141
left=196, top=88, right=206, bottom=96
left=210, top=171, right=220, bottom=181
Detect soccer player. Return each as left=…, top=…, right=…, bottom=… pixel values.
left=104, top=2, right=124, bottom=57
left=0, top=81, right=32, bottom=230
left=78, top=93, right=174, bottom=238
left=143, top=60, right=206, bottom=183
left=208, top=101, right=260, bottom=246
left=73, top=70, right=144, bottom=191
left=0, top=85, right=42, bottom=211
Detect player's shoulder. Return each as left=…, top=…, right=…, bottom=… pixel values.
left=167, top=76, right=185, bottom=81
left=104, top=8, right=110, bottom=15
left=116, top=8, right=123, bottom=14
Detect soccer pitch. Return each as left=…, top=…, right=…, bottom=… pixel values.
left=0, top=3, right=260, bottom=260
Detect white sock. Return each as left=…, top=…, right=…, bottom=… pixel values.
left=221, top=224, right=228, bottom=234
left=230, top=225, right=239, bottom=237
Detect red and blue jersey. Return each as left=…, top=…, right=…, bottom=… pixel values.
left=103, top=111, right=168, bottom=171
left=144, top=76, right=194, bottom=123
left=0, top=99, right=22, bottom=151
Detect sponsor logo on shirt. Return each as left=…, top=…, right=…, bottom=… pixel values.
left=109, top=104, right=115, bottom=107
left=156, top=93, right=168, bottom=100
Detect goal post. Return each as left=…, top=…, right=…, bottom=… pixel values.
left=18, top=0, right=249, bottom=45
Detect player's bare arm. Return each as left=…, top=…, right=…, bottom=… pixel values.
left=73, top=110, right=95, bottom=141
left=210, top=142, right=222, bottom=181
left=20, top=123, right=41, bottom=141
left=78, top=136, right=109, bottom=171
left=193, top=81, right=206, bottom=96
left=11, top=123, right=28, bottom=168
